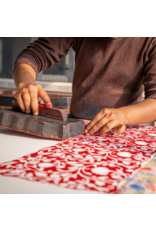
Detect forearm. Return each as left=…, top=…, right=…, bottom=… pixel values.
left=118, top=98, right=156, bottom=125
left=14, top=64, right=36, bottom=90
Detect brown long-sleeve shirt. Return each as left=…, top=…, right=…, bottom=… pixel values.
left=14, top=37, right=156, bottom=120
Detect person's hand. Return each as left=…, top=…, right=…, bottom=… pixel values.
left=15, top=84, right=52, bottom=116
left=85, top=108, right=126, bottom=136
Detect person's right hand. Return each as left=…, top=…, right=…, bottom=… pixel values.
left=15, top=84, right=52, bottom=116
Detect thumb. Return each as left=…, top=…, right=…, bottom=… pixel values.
left=114, top=124, right=126, bottom=136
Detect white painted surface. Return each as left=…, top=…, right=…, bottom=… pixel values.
left=0, top=127, right=96, bottom=194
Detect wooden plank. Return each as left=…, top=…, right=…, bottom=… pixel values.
left=0, top=109, right=85, bottom=140
left=0, top=106, right=12, bottom=110
left=12, top=100, right=68, bottom=121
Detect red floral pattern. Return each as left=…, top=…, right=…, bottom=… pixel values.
left=0, top=125, right=156, bottom=193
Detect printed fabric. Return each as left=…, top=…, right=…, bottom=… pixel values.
left=0, top=125, right=156, bottom=193
left=117, top=153, right=156, bottom=194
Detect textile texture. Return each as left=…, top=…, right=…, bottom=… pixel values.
left=0, top=125, right=156, bottom=193
left=117, top=153, right=156, bottom=194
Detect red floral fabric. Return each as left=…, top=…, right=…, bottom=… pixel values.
left=0, top=125, right=156, bottom=193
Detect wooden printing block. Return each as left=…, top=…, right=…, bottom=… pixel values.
left=0, top=109, right=85, bottom=140
left=12, top=100, right=68, bottom=121
left=39, top=105, right=68, bottom=121
left=0, top=96, right=15, bottom=106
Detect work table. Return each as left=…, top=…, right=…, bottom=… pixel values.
left=0, top=127, right=96, bottom=194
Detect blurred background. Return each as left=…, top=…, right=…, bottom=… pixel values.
left=0, top=37, right=154, bottom=126
left=0, top=37, right=74, bottom=95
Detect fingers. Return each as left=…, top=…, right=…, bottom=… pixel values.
left=38, top=97, right=45, bottom=105
left=22, top=89, right=31, bottom=114
left=16, top=93, right=26, bottom=113
left=28, top=85, right=50, bottom=115
left=15, top=84, right=52, bottom=116
left=29, top=90, right=39, bottom=116
left=37, top=85, right=52, bottom=108
left=85, top=108, right=126, bottom=136
left=85, top=109, right=108, bottom=133
left=114, top=124, right=126, bottom=136
left=86, top=115, right=109, bottom=136
left=99, top=120, right=125, bottom=135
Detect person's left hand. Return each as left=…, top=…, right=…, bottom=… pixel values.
left=85, top=108, right=126, bottom=136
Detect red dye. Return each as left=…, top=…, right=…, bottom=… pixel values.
left=46, top=103, right=52, bottom=108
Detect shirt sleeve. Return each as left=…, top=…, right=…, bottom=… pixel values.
left=143, top=38, right=156, bottom=100
left=14, top=37, right=74, bottom=75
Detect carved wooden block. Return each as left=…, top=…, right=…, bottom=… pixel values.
left=39, top=105, right=68, bottom=121
left=0, top=96, right=15, bottom=106
left=0, top=109, right=85, bottom=140
left=12, top=100, right=68, bottom=121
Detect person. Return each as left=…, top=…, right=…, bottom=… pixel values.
left=14, top=37, right=156, bottom=136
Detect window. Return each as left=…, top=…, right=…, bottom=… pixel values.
left=0, top=37, right=75, bottom=82
left=0, top=38, right=73, bottom=95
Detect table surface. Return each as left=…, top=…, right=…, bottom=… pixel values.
left=0, top=127, right=96, bottom=194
